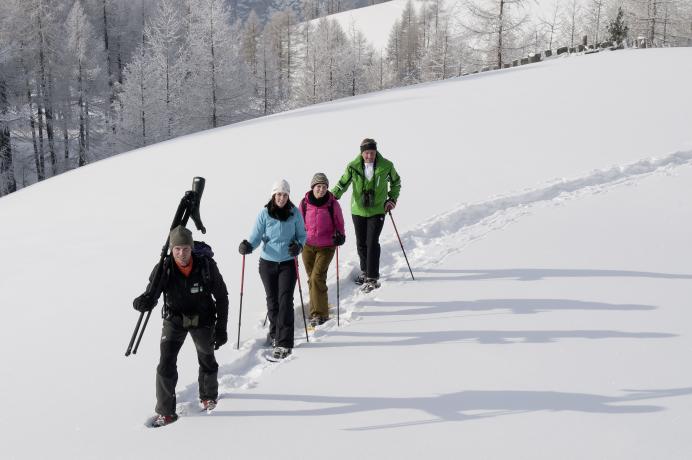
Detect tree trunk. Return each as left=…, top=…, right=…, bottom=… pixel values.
left=103, top=0, right=116, bottom=134
left=37, top=9, right=56, bottom=176
left=498, top=0, right=505, bottom=68
left=61, top=105, right=70, bottom=169
left=78, top=60, right=87, bottom=167
left=36, top=84, right=46, bottom=181
left=85, top=97, right=91, bottom=154
left=21, top=47, right=42, bottom=182
left=210, top=7, right=218, bottom=128
left=0, top=78, right=16, bottom=195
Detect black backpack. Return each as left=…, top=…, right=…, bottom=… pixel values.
left=192, top=240, right=216, bottom=289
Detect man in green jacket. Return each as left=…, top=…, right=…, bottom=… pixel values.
left=332, top=138, right=401, bottom=292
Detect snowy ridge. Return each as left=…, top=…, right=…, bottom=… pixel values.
left=383, top=149, right=692, bottom=271
left=171, top=148, right=692, bottom=414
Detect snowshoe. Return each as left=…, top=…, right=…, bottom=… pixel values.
left=353, top=272, right=367, bottom=285
left=361, top=279, right=381, bottom=293
left=201, top=399, right=217, bottom=412
left=148, top=414, right=179, bottom=428
left=266, top=346, right=292, bottom=362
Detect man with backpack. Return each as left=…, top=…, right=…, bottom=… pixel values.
left=133, top=225, right=229, bottom=427
left=332, top=138, right=401, bottom=293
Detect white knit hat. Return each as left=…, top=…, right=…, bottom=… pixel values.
left=271, top=179, right=290, bottom=195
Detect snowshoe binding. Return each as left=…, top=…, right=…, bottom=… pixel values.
left=148, top=413, right=179, bottom=428
left=361, top=278, right=381, bottom=293
left=266, top=346, right=292, bottom=362
left=201, top=399, right=217, bottom=412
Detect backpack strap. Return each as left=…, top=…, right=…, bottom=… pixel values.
left=192, top=241, right=215, bottom=291
left=300, top=198, right=307, bottom=221
left=328, top=200, right=336, bottom=230
left=303, top=196, right=338, bottom=234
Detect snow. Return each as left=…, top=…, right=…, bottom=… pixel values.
left=315, top=0, right=414, bottom=51
left=1, top=47, right=692, bottom=459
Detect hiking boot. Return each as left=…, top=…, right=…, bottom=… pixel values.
left=361, top=278, right=381, bottom=293
left=151, top=414, right=178, bottom=428
left=353, top=272, right=367, bottom=285
left=272, top=346, right=292, bottom=360
left=201, top=399, right=217, bottom=411
left=317, top=316, right=328, bottom=325
left=309, top=316, right=319, bottom=328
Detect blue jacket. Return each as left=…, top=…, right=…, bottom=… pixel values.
left=247, top=206, right=307, bottom=263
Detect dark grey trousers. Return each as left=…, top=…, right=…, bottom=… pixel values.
left=352, top=214, right=385, bottom=279
left=258, top=258, right=297, bottom=349
left=155, top=318, right=219, bottom=416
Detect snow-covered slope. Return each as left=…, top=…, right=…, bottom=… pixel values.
left=1, top=49, right=692, bottom=459
left=315, top=0, right=412, bottom=50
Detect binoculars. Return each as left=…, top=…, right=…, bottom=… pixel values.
left=361, top=189, right=375, bottom=208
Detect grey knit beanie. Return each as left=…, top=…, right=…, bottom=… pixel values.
left=169, top=225, right=193, bottom=248
left=310, top=172, right=329, bottom=188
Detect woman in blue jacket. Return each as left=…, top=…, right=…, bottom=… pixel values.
left=238, top=179, right=307, bottom=360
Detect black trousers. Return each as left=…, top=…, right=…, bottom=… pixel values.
left=352, top=214, right=386, bottom=279
left=155, top=318, right=218, bottom=416
left=259, top=258, right=297, bottom=348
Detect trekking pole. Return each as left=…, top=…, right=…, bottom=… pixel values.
left=336, top=246, right=340, bottom=326
left=294, top=257, right=310, bottom=343
left=236, top=254, right=246, bottom=349
left=131, top=310, right=152, bottom=355
left=388, top=210, right=415, bottom=280
left=125, top=312, right=145, bottom=356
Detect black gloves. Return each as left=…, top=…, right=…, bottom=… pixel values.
left=332, top=232, right=345, bottom=246
left=133, top=293, right=157, bottom=312
left=238, top=240, right=253, bottom=255
left=213, top=329, right=228, bottom=350
left=288, top=241, right=302, bottom=257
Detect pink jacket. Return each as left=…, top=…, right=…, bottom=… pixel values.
left=300, top=191, right=346, bottom=248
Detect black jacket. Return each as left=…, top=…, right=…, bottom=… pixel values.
left=145, top=254, right=229, bottom=330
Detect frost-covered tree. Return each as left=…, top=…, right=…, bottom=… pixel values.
left=143, top=0, right=187, bottom=141
left=0, top=0, right=18, bottom=195
left=264, top=7, right=300, bottom=109
left=385, top=1, right=425, bottom=86
left=539, top=0, right=561, bottom=50
left=624, top=0, right=692, bottom=46
left=463, top=0, right=528, bottom=68
left=183, top=0, right=249, bottom=129
left=585, top=0, right=606, bottom=43
left=606, top=6, right=629, bottom=43
left=560, top=0, right=583, bottom=47
left=66, top=0, right=105, bottom=167
left=344, top=22, right=376, bottom=96
left=296, top=18, right=348, bottom=105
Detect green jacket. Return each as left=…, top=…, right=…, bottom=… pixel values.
left=332, top=152, right=401, bottom=217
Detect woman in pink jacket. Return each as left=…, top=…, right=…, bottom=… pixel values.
left=299, top=173, right=346, bottom=327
